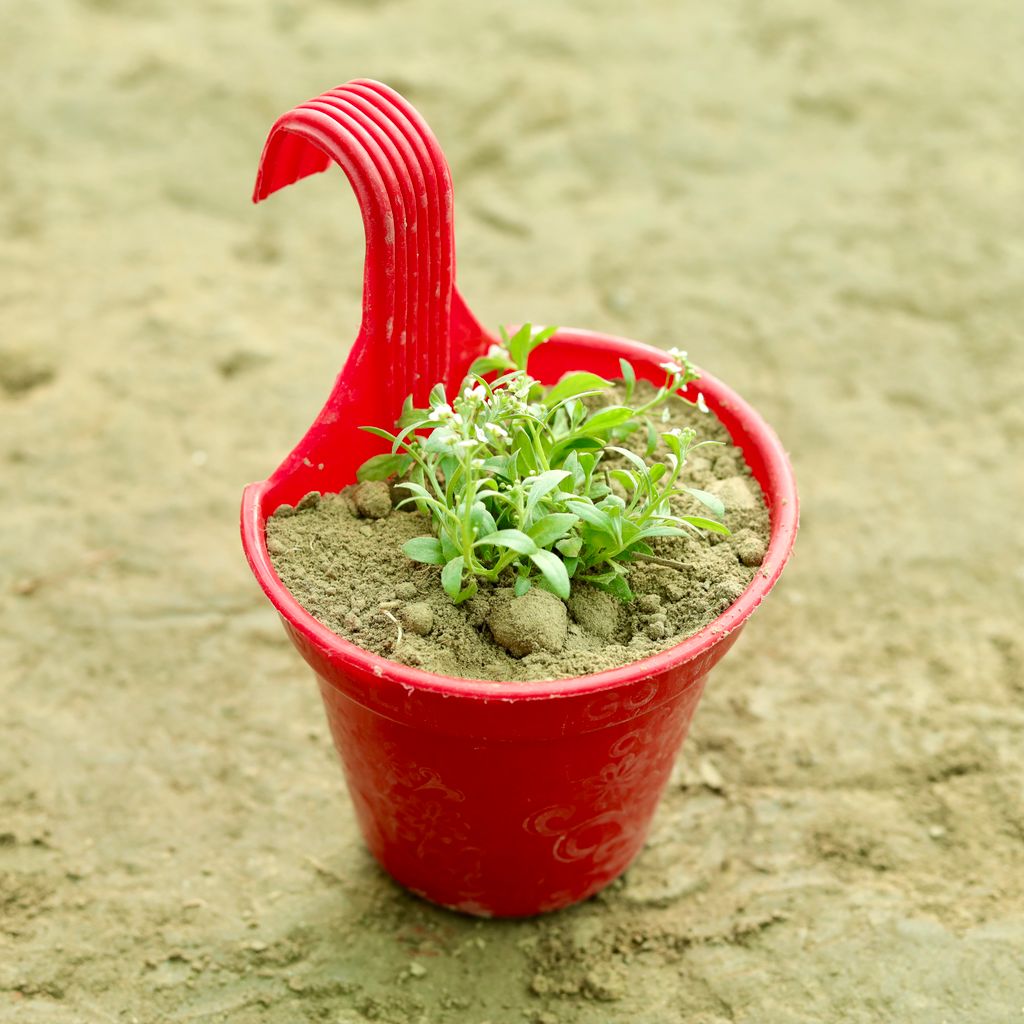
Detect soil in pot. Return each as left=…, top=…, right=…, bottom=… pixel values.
left=266, top=382, right=770, bottom=682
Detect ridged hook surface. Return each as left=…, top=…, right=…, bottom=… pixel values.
left=253, top=78, right=470, bottom=420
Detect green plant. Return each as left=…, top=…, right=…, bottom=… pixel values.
left=357, top=325, right=728, bottom=604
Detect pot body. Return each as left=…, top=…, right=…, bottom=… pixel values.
left=296, top=622, right=742, bottom=916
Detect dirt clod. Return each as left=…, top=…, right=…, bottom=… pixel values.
left=488, top=589, right=568, bottom=657
left=567, top=584, right=624, bottom=640
left=398, top=602, right=433, bottom=636
left=353, top=481, right=393, bottom=519
left=736, top=531, right=766, bottom=567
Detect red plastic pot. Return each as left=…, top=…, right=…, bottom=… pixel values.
left=240, top=81, right=798, bottom=917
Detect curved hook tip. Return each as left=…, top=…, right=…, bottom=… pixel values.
left=252, top=124, right=333, bottom=204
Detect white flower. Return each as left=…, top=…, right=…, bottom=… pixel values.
left=427, top=403, right=453, bottom=422
left=485, top=422, right=510, bottom=440
left=696, top=392, right=709, bottom=414
left=457, top=438, right=476, bottom=449
left=660, top=347, right=691, bottom=377
left=486, top=343, right=506, bottom=359
left=463, top=384, right=487, bottom=402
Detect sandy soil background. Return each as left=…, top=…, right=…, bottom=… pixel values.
left=2, top=1, right=1023, bottom=1021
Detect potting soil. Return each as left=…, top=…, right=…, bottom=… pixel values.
left=267, top=382, right=771, bottom=682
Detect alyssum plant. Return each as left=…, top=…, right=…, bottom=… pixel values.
left=357, top=325, right=728, bottom=604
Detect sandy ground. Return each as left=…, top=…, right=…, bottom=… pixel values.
left=2, top=1, right=1023, bottom=1021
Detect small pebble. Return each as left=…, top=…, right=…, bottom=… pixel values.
left=395, top=582, right=418, bottom=601
left=737, top=535, right=766, bottom=567
left=637, top=593, right=661, bottom=614
left=645, top=619, right=667, bottom=640
left=353, top=480, right=392, bottom=519
left=267, top=537, right=286, bottom=555
left=296, top=491, right=321, bottom=511
left=583, top=967, right=624, bottom=1002
left=398, top=602, right=433, bottom=636
left=274, top=503, right=296, bottom=518
left=408, top=962, right=427, bottom=978
left=698, top=757, right=725, bottom=792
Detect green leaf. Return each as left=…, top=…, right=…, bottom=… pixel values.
left=440, top=531, right=461, bottom=562
left=481, top=456, right=513, bottom=478
left=556, top=536, right=582, bottom=558
left=528, top=513, right=579, bottom=547
left=476, top=529, right=538, bottom=555
left=582, top=406, right=635, bottom=434
left=608, top=469, right=638, bottom=493
left=357, top=453, right=408, bottom=482
left=513, top=440, right=538, bottom=476
left=514, top=575, right=531, bottom=597
left=604, top=445, right=648, bottom=473
left=635, top=525, right=688, bottom=540
left=682, top=516, right=731, bottom=536
left=563, top=450, right=585, bottom=490
left=683, top=487, right=726, bottom=517
left=395, top=481, right=434, bottom=502
left=506, top=323, right=557, bottom=371
left=402, top=537, right=444, bottom=564
left=544, top=372, right=611, bottom=409
left=565, top=500, right=614, bottom=531
left=621, top=540, right=654, bottom=558
left=526, top=470, right=572, bottom=514
left=441, top=557, right=464, bottom=600
left=424, top=428, right=458, bottom=454
left=548, top=436, right=605, bottom=464
left=360, top=425, right=399, bottom=444
left=529, top=549, right=570, bottom=599
left=470, top=501, right=498, bottom=539
left=661, top=430, right=683, bottom=461
left=645, top=418, right=659, bottom=457
left=585, top=570, right=633, bottom=602
left=468, top=355, right=515, bottom=377
left=619, top=358, right=636, bottom=402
